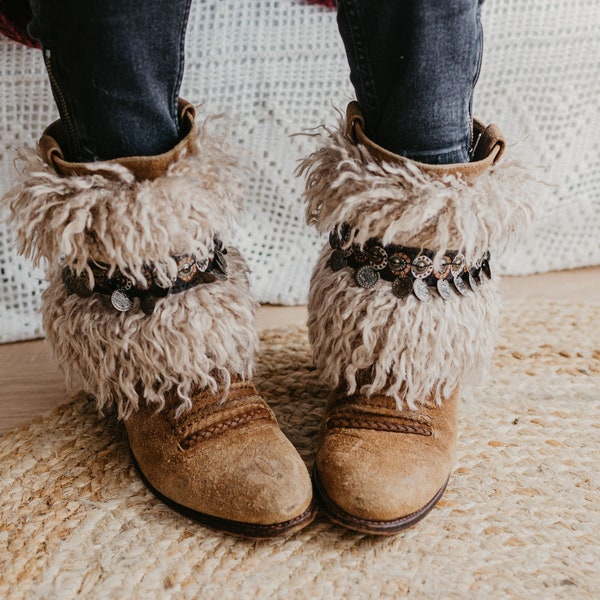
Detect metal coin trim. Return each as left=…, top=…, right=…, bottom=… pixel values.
left=434, top=255, right=452, bottom=280
left=468, top=272, right=479, bottom=291
left=411, top=255, right=434, bottom=279
left=413, top=279, right=431, bottom=302
left=177, top=256, right=197, bottom=282
left=111, top=289, right=134, bottom=312
left=454, top=275, right=469, bottom=296
left=436, top=278, right=452, bottom=300
left=197, top=257, right=210, bottom=273
left=367, top=245, right=388, bottom=270
left=388, top=252, right=411, bottom=277
left=329, top=249, right=348, bottom=272
left=451, top=253, right=465, bottom=277
left=355, top=265, right=380, bottom=289
left=392, top=276, right=412, bottom=298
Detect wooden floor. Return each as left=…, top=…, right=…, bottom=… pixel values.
left=1, top=267, right=598, bottom=435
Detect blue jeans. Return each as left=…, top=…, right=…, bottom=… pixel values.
left=337, top=0, right=485, bottom=164
left=28, top=0, right=192, bottom=162
left=28, top=0, right=482, bottom=165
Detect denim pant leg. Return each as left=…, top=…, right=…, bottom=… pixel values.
left=28, top=0, right=192, bottom=162
left=337, top=0, right=484, bottom=164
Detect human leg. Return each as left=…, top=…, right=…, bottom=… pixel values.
left=4, top=1, right=316, bottom=536
left=28, top=0, right=190, bottom=161
left=301, top=1, right=532, bottom=533
left=337, top=0, right=484, bottom=164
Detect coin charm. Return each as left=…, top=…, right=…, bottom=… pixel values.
left=355, top=265, right=380, bottom=289
left=196, top=257, right=210, bottom=273
left=436, top=278, right=452, bottom=300
left=367, top=245, right=388, bottom=270
left=411, top=255, right=434, bottom=279
left=413, top=278, right=431, bottom=302
left=454, top=275, right=469, bottom=296
left=481, top=258, right=492, bottom=280
left=468, top=271, right=479, bottom=291
left=388, top=252, right=411, bottom=277
left=111, top=289, right=133, bottom=312
left=451, top=253, right=465, bottom=277
left=392, top=276, right=412, bottom=299
left=177, top=256, right=197, bottom=282
left=329, top=249, right=348, bottom=272
left=351, top=244, right=369, bottom=264
left=434, top=255, right=452, bottom=279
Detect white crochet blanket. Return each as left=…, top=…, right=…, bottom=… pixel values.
left=1, top=0, right=599, bottom=343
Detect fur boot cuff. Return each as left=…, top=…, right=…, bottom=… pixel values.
left=3, top=101, right=243, bottom=287
left=300, top=102, right=534, bottom=267
left=301, top=104, right=535, bottom=409
left=2, top=102, right=257, bottom=418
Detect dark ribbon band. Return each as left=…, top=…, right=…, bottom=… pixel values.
left=328, top=225, right=491, bottom=302
left=62, top=240, right=227, bottom=315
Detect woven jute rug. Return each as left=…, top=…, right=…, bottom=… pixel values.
left=1, top=301, right=599, bottom=599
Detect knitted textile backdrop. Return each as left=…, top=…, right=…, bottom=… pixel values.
left=1, top=0, right=599, bottom=342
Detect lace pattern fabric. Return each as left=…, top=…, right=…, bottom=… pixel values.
left=1, top=0, right=599, bottom=342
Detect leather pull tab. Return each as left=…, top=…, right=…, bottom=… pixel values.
left=346, top=101, right=366, bottom=143
left=473, top=122, right=505, bottom=164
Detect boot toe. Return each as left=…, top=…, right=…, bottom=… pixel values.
left=315, top=428, right=452, bottom=525
left=126, top=397, right=316, bottom=537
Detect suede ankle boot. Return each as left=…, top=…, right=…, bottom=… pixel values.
left=299, top=102, right=533, bottom=534
left=4, top=101, right=316, bottom=538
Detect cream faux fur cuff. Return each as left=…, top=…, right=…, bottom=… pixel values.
left=2, top=115, right=256, bottom=418
left=301, top=113, right=534, bottom=408
left=300, top=114, right=534, bottom=267
left=4, top=118, right=243, bottom=288
left=43, top=248, right=257, bottom=419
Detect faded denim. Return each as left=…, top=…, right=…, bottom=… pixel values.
left=337, top=0, right=485, bottom=164
left=28, top=0, right=192, bottom=162
left=28, top=0, right=483, bottom=165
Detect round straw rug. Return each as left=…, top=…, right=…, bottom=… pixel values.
left=1, top=301, right=599, bottom=599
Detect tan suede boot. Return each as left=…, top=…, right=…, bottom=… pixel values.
left=299, top=102, right=533, bottom=534
left=4, top=101, right=315, bottom=537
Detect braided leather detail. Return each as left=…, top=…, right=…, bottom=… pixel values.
left=326, top=414, right=432, bottom=436
left=180, top=406, right=275, bottom=450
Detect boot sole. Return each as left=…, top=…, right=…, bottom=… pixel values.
left=131, top=450, right=317, bottom=538
left=312, top=466, right=449, bottom=535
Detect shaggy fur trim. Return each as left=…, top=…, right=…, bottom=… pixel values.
left=299, top=116, right=535, bottom=266
left=2, top=114, right=257, bottom=417
left=42, top=247, right=257, bottom=419
left=3, top=117, right=243, bottom=287
left=301, top=113, right=534, bottom=407
left=307, top=245, right=499, bottom=409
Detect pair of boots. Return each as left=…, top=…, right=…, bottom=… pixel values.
left=4, top=100, right=531, bottom=537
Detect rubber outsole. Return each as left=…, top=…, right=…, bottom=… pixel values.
left=131, top=450, right=317, bottom=539
left=312, top=466, right=449, bottom=535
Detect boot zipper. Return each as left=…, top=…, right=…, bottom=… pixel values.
left=43, top=48, right=82, bottom=160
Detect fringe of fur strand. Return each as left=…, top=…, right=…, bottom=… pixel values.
left=300, top=114, right=534, bottom=408
left=42, top=247, right=257, bottom=419
left=307, top=245, right=500, bottom=409
left=3, top=117, right=243, bottom=287
left=298, top=117, right=535, bottom=267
